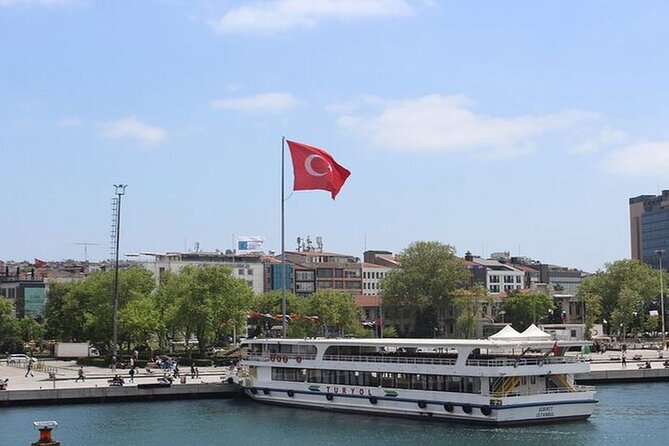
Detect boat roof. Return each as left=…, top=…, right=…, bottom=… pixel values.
left=242, top=337, right=590, bottom=348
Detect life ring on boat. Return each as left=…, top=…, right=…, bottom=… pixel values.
left=369, top=396, right=378, bottom=405
left=417, top=400, right=427, bottom=409
left=250, top=388, right=258, bottom=395
left=282, top=355, right=289, bottom=363
left=296, top=355, right=302, bottom=363
left=443, top=403, right=453, bottom=412
left=263, top=388, right=270, bottom=395
left=462, top=404, right=472, bottom=414
left=287, top=389, right=295, bottom=397
left=480, top=405, right=492, bottom=416
left=326, top=393, right=334, bottom=401
left=270, top=354, right=276, bottom=362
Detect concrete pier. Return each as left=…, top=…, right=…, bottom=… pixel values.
left=0, top=360, right=242, bottom=406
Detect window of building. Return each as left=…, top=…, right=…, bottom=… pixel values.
left=238, top=268, right=245, bottom=275
left=490, top=285, right=500, bottom=293
left=516, top=276, right=522, bottom=283
left=334, top=269, right=344, bottom=278
left=317, top=268, right=333, bottom=278
left=247, top=269, right=254, bottom=275
left=490, top=275, right=500, bottom=283
left=503, top=275, right=514, bottom=283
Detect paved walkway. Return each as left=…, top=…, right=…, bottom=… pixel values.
left=1, top=360, right=234, bottom=391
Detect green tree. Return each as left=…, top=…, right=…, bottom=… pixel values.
left=610, top=287, right=643, bottom=338
left=44, top=267, right=155, bottom=349
left=302, top=290, right=365, bottom=337
left=157, top=265, right=254, bottom=354
left=581, top=292, right=603, bottom=340
left=502, top=291, right=555, bottom=331
left=381, top=241, right=468, bottom=337
left=0, top=297, right=22, bottom=352
left=453, top=285, right=490, bottom=339
left=119, top=296, right=160, bottom=350
left=578, top=259, right=665, bottom=334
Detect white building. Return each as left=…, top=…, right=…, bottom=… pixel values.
left=362, top=263, right=392, bottom=296
left=140, top=251, right=266, bottom=294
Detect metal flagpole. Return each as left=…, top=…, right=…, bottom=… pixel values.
left=281, top=137, right=287, bottom=338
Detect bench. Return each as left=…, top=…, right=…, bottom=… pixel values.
left=632, top=354, right=643, bottom=361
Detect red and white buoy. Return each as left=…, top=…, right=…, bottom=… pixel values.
left=31, top=421, right=60, bottom=446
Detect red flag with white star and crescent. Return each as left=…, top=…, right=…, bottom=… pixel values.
left=286, top=140, right=351, bottom=200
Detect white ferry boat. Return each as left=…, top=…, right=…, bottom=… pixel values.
left=237, top=326, right=597, bottom=424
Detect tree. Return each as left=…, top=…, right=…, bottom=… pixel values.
left=610, top=287, right=643, bottom=338
left=157, top=265, right=255, bottom=354
left=581, top=292, right=603, bottom=340
left=577, top=259, right=665, bottom=334
left=453, top=285, right=490, bottom=339
left=0, top=297, right=21, bottom=352
left=303, top=290, right=365, bottom=337
left=502, top=291, right=555, bottom=332
left=44, top=267, right=155, bottom=349
left=381, top=241, right=468, bottom=337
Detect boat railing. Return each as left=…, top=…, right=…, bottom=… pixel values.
left=466, top=356, right=582, bottom=367
left=245, top=352, right=318, bottom=362
left=322, top=354, right=457, bottom=366
left=493, top=385, right=596, bottom=398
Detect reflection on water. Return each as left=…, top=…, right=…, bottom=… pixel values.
left=1, top=383, right=668, bottom=446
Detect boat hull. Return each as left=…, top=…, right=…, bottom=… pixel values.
left=242, top=384, right=596, bottom=425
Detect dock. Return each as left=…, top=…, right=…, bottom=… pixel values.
left=0, top=360, right=242, bottom=406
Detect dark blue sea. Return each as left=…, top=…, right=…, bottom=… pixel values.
left=2, top=383, right=667, bottom=445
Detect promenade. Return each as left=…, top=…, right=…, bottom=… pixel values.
left=0, top=359, right=241, bottom=405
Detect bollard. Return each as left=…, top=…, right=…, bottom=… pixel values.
left=31, top=421, right=60, bottom=446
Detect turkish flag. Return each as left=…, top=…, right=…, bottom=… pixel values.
left=287, top=140, right=351, bottom=199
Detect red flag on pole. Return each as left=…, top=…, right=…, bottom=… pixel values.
left=286, top=140, right=351, bottom=200
left=552, top=341, right=559, bottom=355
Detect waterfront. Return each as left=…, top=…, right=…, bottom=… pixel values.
left=2, top=382, right=668, bottom=445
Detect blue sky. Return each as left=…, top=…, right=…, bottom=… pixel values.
left=2, top=0, right=669, bottom=272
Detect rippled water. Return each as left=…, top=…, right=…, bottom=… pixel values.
left=2, top=383, right=668, bottom=446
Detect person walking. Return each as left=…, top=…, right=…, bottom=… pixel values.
left=129, top=367, right=135, bottom=383
left=24, top=360, right=34, bottom=378
left=190, top=364, right=196, bottom=379
left=75, top=366, right=86, bottom=382
left=110, top=355, right=117, bottom=372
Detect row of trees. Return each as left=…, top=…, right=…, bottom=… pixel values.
left=41, top=265, right=365, bottom=355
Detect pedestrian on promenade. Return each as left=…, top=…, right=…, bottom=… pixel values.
left=129, top=367, right=135, bottom=383
left=195, top=366, right=199, bottom=378
left=25, top=361, right=34, bottom=377
left=75, top=366, right=85, bottom=382
left=622, top=354, right=627, bottom=367
left=111, top=355, right=117, bottom=372
left=190, top=364, right=196, bottom=379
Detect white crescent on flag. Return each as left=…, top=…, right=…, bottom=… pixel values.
left=304, top=154, right=332, bottom=177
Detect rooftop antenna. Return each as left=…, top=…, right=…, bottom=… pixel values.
left=73, top=241, right=98, bottom=262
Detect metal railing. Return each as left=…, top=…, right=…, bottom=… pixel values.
left=245, top=353, right=317, bottom=362
left=323, top=354, right=457, bottom=366
left=466, top=356, right=582, bottom=367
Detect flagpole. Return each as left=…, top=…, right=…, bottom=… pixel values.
left=281, top=136, right=287, bottom=338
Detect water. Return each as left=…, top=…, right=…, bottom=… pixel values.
left=2, top=383, right=668, bottom=446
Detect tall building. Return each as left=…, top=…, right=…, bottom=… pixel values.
left=630, top=190, right=669, bottom=269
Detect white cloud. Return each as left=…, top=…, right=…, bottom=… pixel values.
left=209, top=0, right=413, bottom=34
left=101, top=117, right=167, bottom=148
left=211, top=92, right=300, bottom=113
left=336, top=94, right=599, bottom=157
left=603, top=141, right=669, bottom=176
left=569, top=127, right=626, bottom=154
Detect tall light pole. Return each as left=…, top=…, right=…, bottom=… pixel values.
left=112, top=184, right=127, bottom=358
left=656, top=249, right=666, bottom=350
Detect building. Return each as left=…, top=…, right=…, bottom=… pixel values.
left=140, top=251, right=266, bottom=294
left=281, top=250, right=363, bottom=295
left=0, top=268, right=47, bottom=318
left=630, top=190, right=669, bottom=269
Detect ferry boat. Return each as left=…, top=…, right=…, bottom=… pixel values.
left=237, top=326, right=597, bottom=424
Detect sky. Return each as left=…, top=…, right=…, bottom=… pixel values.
left=2, top=0, right=669, bottom=273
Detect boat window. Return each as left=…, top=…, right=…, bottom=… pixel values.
left=269, top=367, right=479, bottom=393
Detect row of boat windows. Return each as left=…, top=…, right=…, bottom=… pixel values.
left=270, top=368, right=480, bottom=394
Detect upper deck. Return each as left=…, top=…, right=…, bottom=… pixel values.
left=240, top=337, right=591, bottom=375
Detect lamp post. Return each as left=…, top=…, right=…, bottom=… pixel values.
left=656, top=249, right=666, bottom=350
left=112, top=184, right=127, bottom=358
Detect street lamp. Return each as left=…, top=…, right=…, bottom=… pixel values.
left=112, top=184, right=127, bottom=359
left=656, top=249, right=666, bottom=350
